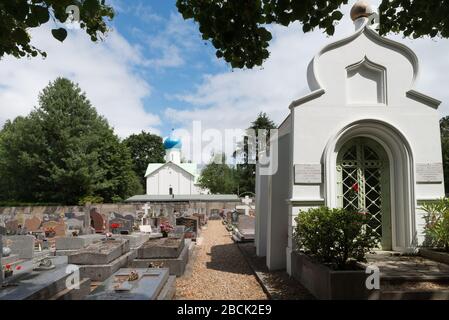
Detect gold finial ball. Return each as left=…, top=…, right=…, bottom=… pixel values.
left=350, top=0, right=373, bottom=21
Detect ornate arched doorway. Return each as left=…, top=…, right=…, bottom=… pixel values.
left=336, top=137, right=392, bottom=250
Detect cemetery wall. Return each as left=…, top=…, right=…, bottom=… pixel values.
left=0, top=201, right=240, bottom=235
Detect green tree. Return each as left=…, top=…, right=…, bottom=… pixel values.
left=0, top=0, right=114, bottom=59
left=440, top=116, right=449, bottom=193
left=198, top=153, right=238, bottom=194
left=234, top=112, right=276, bottom=195
left=177, top=0, right=449, bottom=68
left=0, top=77, right=141, bottom=204
left=123, top=131, right=166, bottom=186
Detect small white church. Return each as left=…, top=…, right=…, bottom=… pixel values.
left=255, top=0, right=445, bottom=275
left=145, top=133, right=204, bottom=195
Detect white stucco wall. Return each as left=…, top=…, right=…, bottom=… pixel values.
left=146, top=163, right=196, bottom=195
left=258, top=17, right=445, bottom=275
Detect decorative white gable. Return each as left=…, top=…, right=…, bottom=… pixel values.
left=256, top=3, right=445, bottom=274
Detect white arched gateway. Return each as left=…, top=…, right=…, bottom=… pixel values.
left=323, top=119, right=416, bottom=252
left=255, top=1, right=445, bottom=274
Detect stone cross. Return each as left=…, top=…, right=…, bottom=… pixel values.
left=142, top=203, right=151, bottom=218
left=242, top=196, right=253, bottom=216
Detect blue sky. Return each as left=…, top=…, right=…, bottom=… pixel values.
left=1, top=0, right=449, bottom=162
left=110, top=0, right=229, bottom=134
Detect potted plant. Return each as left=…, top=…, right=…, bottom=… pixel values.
left=160, top=222, right=173, bottom=238
left=420, top=198, right=449, bottom=264
left=292, top=206, right=378, bottom=299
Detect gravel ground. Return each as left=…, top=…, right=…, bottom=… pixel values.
left=175, top=220, right=268, bottom=300
left=238, top=243, right=315, bottom=300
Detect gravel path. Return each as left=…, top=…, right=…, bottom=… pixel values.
left=175, top=220, right=268, bottom=300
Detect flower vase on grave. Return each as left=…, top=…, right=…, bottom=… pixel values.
left=110, top=223, right=120, bottom=235
left=160, top=222, right=173, bottom=238
left=3, top=264, right=13, bottom=278
left=44, top=227, right=56, bottom=238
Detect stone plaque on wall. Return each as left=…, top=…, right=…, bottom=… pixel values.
left=416, top=163, right=444, bottom=183
left=294, top=164, right=322, bottom=184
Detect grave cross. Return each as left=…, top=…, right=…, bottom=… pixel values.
left=142, top=203, right=151, bottom=217
left=242, top=196, right=253, bottom=216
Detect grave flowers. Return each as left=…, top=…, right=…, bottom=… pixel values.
left=44, top=227, right=56, bottom=238
left=160, top=222, right=173, bottom=238
left=3, top=264, right=12, bottom=278
left=110, top=223, right=121, bottom=234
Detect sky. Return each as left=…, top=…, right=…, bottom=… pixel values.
left=1, top=0, right=449, bottom=163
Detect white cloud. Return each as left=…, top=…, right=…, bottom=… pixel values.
left=167, top=1, right=449, bottom=162
left=0, top=24, right=160, bottom=138
left=143, top=12, right=203, bottom=69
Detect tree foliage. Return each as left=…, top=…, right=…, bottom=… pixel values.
left=123, top=131, right=166, bottom=187
left=198, top=153, right=238, bottom=194
left=0, top=77, right=142, bottom=204
left=177, top=0, right=449, bottom=68
left=234, top=112, right=276, bottom=195
left=0, top=0, right=114, bottom=59
left=440, top=116, right=449, bottom=193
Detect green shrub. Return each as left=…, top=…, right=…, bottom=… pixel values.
left=421, top=198, right=449, bottom=252
left=293, top=206, right=378, bottom=270
left=78, top=195, right=104, bottom=206
left=111, top=195, right=123, bottom=203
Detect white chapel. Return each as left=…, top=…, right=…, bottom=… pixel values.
left=145, top=133, right=203, bottom=196
left=255, top=1, right=445, bottom=275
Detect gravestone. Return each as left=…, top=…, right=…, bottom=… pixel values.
left=232, top=214, right=255, bottom=242
left=0, top=256, right=91, bottom=300
left=115, top=233, right=150, bottom=250
left=67, top=238, right=134, bottom=282
left=87, top=268, right=175, bottom=300
left=90, top=210, right=105, bottom=233
left=83, top=204, right=92, bottom=235
left=109, top=217, right=133, bottom=235
left=137, top=236, right=185, bottom=259
left=65, top=218, right=84, bottom=232
left=41, top=220, right=66, bottom=237
left=55, top=234, right=104, bottom=251
left=68, top=239, right=130, bottom=265
left=5, top=220, right=19, bottom=235
left=176, top=217, right=199, bottom=239
left=131, top=234, right=189, bottom=276
left=25, top=216, right=42, bottom=232
left=2, top=235, right=35, bottom=259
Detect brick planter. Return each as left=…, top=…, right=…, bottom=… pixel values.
left=291, top=251, right=379, bottom=300
left=420, top=248, right=449, bottom=265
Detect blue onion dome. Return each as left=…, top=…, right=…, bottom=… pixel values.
left=163, top=132, right=182, bottom=149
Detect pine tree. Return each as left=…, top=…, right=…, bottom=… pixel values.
left=0, top=77, right=142, bottom=204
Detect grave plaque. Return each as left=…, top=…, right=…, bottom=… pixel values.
left=176, top=217, right=199, bottom=239
left=294, top=164, right=322, bottom=184
left=25, top=216, right=42, bottom=232
left=87, top=268, right=171, bottom=300
left=416, top=163, right=444, bottom=183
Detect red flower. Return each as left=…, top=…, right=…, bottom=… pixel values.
left=5, top=264, right=11, bottom=270
left=110, top=223, right=121, bottom=229
left=160, top=222, right=173, bottom=233
left=351, top=183, right=359, bottom=193
left=16, top=265, right=22, bottom=271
